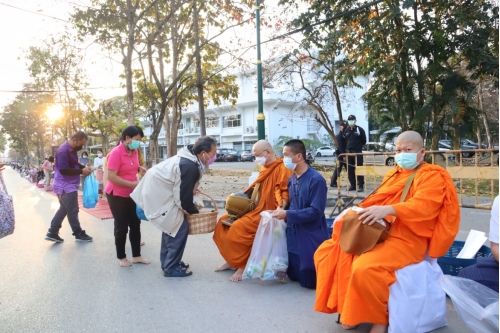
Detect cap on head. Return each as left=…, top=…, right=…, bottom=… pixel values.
left=340, top=121, right=348, bottom=128
left=347, top=115, right=356, bottom=120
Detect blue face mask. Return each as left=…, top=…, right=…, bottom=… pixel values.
left=348, top=120, right=355, bottom=126
left=283, top=154, right=298, bottom=170
left=128, top=140, right=141, bottom=150
left=395, top=149, right=423, bottom=170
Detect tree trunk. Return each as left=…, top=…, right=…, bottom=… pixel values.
left=166, top=0, right=179, bottom=158
left=478, top=81, right=493, bottom=148
left=193, top=0, right=206, bottom=136
left=124, top=4, right=136, bottom=126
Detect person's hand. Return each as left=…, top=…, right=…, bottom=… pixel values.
left=82, top=168, right=92, bottom=176
left=130, top=181, right=139, bottom=188
left=193, top=188, right=202, bottom=196
left=357, top=206, right=395, bottom=225
left=272, top=207, right=287, bottom=220
left=139, top=166, right=147, bottom=175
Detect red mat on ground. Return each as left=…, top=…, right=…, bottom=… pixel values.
left=39, top=183, right=114, bottom=220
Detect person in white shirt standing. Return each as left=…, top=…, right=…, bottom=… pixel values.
left=94, top=150, right=105, bottom=198
left=458, top=196, right=499, bottom=292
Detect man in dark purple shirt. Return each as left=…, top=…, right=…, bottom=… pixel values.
left=45, top=131, right=93, bottom=243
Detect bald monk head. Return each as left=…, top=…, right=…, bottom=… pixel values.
left=252, top=140, right=277, bottom=166
left=394, top=131, right=426, bottom=170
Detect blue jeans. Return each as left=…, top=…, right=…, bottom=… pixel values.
left=49, top=191, right=83, bottom=235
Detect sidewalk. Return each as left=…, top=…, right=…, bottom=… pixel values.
left=0, top=168, right=471, bottom=333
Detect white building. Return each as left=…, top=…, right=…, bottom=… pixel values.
left=141, top=69, right=369, bottom=158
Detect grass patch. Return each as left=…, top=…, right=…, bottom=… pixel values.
left=456, top=179, right=499, bottom=197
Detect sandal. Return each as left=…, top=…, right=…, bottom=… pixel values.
left=164, top=265, right=192, bottom=277
left=180, top=261, right=189, bottom=269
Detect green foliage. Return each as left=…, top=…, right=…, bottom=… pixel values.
left=281, top=0, right=499, bottom=148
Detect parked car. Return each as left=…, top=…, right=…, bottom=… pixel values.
left=362, top=142, right=395, bottom=166
left=221, top=149, right=239, bottom=162
left=438, top=140, right=476, bottom=158
left=233, top=151, right=243, bottom=162
left=240, top=150, right=255, bottom=162
left=216, top=148, right=230, bottom=162
left=315, top=146, right=336, bottom=157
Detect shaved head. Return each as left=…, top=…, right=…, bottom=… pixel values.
left=395, top=131, right=426, bottom=167
left=396, top=131, right=424, bottom=149
left=252, top=140, right=276, bottom=165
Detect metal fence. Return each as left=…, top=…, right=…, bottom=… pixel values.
left=329, top=149, right=499, bottom=217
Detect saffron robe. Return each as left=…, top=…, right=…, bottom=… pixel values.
left=213, top=158, right=294, bottom=269
left=314, top=163, right=460, bottom=326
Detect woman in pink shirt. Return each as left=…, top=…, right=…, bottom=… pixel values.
left=42, top=156, right=54, bottom=188
left=106, top=126, right=149, bottom=267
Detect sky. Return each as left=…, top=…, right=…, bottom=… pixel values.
left=0, top=0, right=295, bottom=112
left=0, top=0, right=130, bottom=109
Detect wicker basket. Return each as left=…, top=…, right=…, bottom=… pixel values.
left=437, top=240, right=492, bottom=276
left=186, top=191, right=218, bottom=235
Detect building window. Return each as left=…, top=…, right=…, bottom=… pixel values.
left=206, top=116, right=219, bottom=128
left=223, top=114, right=241, bottom=128
left=193, top=117, right=200, bottom=128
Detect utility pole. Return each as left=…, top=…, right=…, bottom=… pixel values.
left=255, top=0, right=265, bottom=140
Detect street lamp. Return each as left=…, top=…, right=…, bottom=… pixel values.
left=255, top=0, right=265, bottom=140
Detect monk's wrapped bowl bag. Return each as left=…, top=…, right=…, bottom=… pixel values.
left=339, top=166, right=420, bottom=256
left=340, top=209, right=391, bottom=255
left=186, top=192, right=218, bottom=235
left=222, top=183, right=260, bottom=227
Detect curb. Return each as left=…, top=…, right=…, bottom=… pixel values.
left=202, top=197, right=339, bottom=209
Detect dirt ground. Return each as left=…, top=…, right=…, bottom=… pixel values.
left=197, top=169, right=339, bottom=201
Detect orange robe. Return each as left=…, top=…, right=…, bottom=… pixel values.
left=314, top=163, right=460, bottom=326
left=213, top=158, right=294, bottom=269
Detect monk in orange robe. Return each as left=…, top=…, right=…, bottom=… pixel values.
left=213, top=140, right=294, bottom=281
left=314, top=131, right=460, bottom=333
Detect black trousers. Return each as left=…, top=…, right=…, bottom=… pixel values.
left=330, top=158, right=348, bottom=187
left=107, top=191, right=141, bottom=259
left=347, top=152, right=365, bottom=187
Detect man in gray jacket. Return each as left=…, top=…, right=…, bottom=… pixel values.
left=131, top=136, right=217, bottom=277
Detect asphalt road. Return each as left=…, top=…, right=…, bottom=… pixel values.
left=0, top=168, right=475, bottom=333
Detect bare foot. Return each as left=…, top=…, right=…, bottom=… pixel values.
left=341, top=324, right=359, bottom=330
left=229, top=268, right=244, bottom=282
left=369, top=324, right=388, bottom=333
left=132, top=256, right=150, bottom=264
left=214, top=262, right=236, bottom=272
left=140, top=241, right=145, bottom=246
left=119, top=258, right=132, bottom=267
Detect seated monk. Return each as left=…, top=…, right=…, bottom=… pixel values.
left=314, top=131, right=460, bottom=333
left=213, top=140, right=294, bottom=281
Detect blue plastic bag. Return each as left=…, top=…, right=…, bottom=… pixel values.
left=136, top=205, right=148, bottom=221
left=83, top=174, right=99, bottom=208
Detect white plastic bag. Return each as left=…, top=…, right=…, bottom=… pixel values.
left=243, top=211, right=288, bottom=281
left=439, top=275, right=499, bottom=333
left=388, top=256, right=447, bottom=333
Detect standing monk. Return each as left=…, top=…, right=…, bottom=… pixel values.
left=314, top=131, right=460, bottom=333
left=213, top=140, right=294, bottom=281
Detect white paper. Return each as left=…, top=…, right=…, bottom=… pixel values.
left=456, top=230, right=488, bottom=259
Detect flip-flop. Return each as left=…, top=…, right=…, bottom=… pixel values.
left=341, top=324, right=359, bottom=330
left=180, top=261, right=189, bottom=268
left=164, top=265, right=192, bottom=277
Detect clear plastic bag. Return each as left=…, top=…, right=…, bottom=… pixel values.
left=193, top=194, right=204, bottom=210
left=439, top=275, right=499, bottom=333
left=243, top=211, right=288, bottom=281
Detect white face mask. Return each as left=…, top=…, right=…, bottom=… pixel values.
left=254, top=151, right=268, bottom=166
left=97, top=153, right=103, bottom=158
